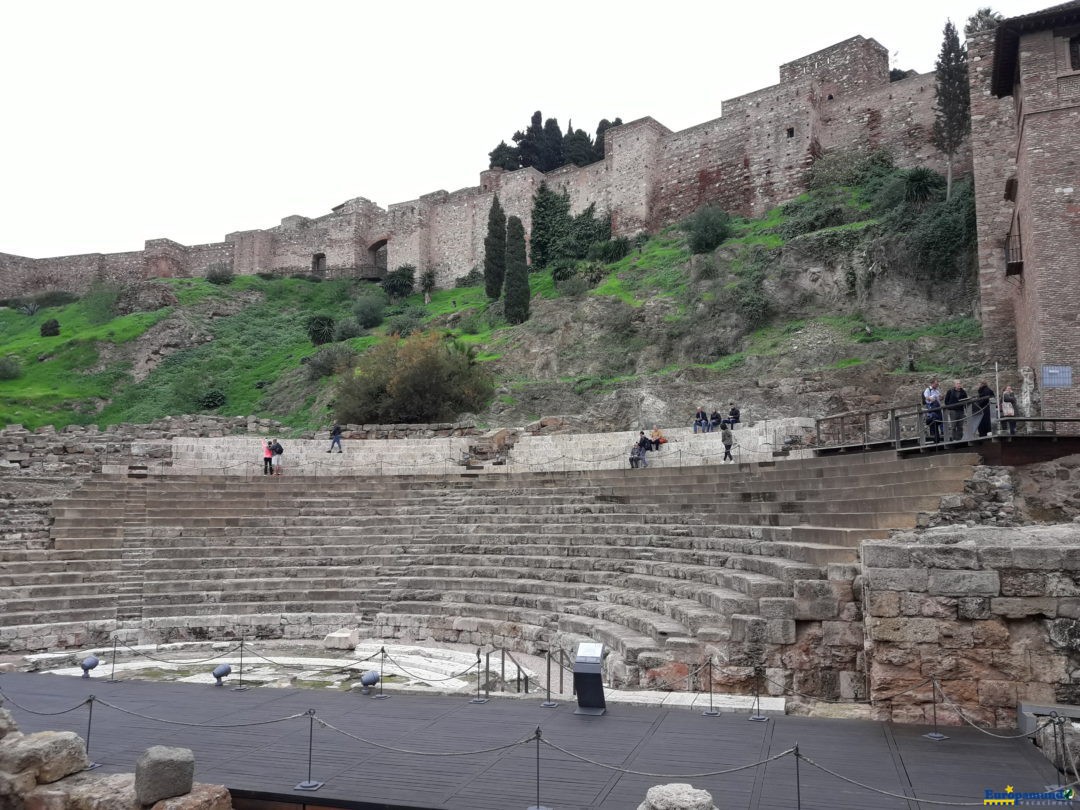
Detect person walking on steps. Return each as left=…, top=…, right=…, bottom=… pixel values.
left=270, top=439, right=284, bottom=476
left=721, top=426, right=734, bottom=461
left=328, top=423, right=343, bottom=453
left=262, top=439, right=274, bottom=475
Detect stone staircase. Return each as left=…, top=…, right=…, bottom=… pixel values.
left=0, top=450, right=979, bottom=679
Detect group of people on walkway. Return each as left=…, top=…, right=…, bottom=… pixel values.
left=262, top=439, right=284, bottom=475
left=693, top=404, right=740, bottom=433
left=629, top=417, right=736, bottom=468
left=922, top=378, right=1018, bottom=443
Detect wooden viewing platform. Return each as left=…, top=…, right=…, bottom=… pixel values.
left=0, top=672, right=1061, bottom=810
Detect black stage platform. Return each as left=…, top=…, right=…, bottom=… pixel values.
left=0, top=672, right=1063, bottom=809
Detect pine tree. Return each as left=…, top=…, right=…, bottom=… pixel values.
left=503, top=216, right=530, bottom=325
left=932, top=20, right=970, bottom=200
left=483, top=195, right=506, bottom=300
left=513, top=111, right=545, bottom=169
left=540, top=117, right=565, bottom=171
left=488, top=141, right=521, bottom=171
left=562, top=121, right=595, bottom=167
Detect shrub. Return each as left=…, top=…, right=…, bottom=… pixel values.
left=385, top=306, right=426, bottom=337
left=353, top=296, right=386, bottom=329
left=197, top=389, right=226, bottom=409
left=17, top=302, right=40, bottom=316
left=82, top=282, right=123, bottom=325
left=778, top=192, right=850, bottom=239
left=805, top=148, right=894, bottom=191
left=333, top=318, right=365, bottom=341
left=684, top=206, right=732, bottom=254
left=39, top=319, right=60, bottom=337
left=256, top=272, right=276, bottom=280
left=549, top=258, right=578, bottom=283
left=32, top=290, right=78, bottom=308
left=382, top=264, right=416, bottom=300
left=334, top=333, right=493, bottom=424
left=454, top=266, right=484, bottom=288
left=306, top=343, right=358, bottom=380
left=586, top=237, right=631, bottom=263
left=558, top=276, right=590, bottom=297
left=206, top=263, right=234, bottom=285
left=305, top=314, right=337, bottom=345
left=0, top=356, right=22, bottom=380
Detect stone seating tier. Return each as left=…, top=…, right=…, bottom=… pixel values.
left=0, top=450, right=979, bottom=677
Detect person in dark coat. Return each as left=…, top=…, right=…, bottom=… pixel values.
left=693, top=407, right=710, bottom=433
left=943, top=380, right=968, bottom=441
left=1000, top=385, right=1018, bottom=435
left=328, top=423, right=343, bottom=453
left=975, top=382, right=994, bottom=437
left=925, top=400, right=943, bottom=443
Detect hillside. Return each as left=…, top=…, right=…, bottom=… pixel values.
left=0, top=154, right=986, bottom=433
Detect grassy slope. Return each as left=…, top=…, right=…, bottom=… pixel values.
left=0, top=169, right=979, bottom=431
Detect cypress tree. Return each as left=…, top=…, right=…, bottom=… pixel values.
left=504, top=216, right=530, bottom=325
left=932, top=20, right=970, bottom=200
left=483, top=195, right=506, bottom=300
left=540, top=117, right=565, bottom=171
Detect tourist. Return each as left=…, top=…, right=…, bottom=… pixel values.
left=328, top=423, right=343, bottom=453
left=975, top=381, right=995, bottom=437
left=721, top=426, right=734, bottom=461
left=710, top=409, right=723, bottom=431
left=650, top=424, right=667, bottom=451
left=629, top=443, right=644, bottom=469
left=725, top=403, right=741, bottom=429
left=271, top=439, right=284, bottom=476
left=1000, top=385, right=1018, bottom=435
left=693, top=407, right=710, bottom=433
left=943, top=380, right=968, bottom=441
left=923, top=378, right=941, bottom=407
left=262, top=440, right=274, bottom=476
left=925, top=399, right=943, bottom=443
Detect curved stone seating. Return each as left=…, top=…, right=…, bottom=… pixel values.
left=0, top=449, right=980, bottom=682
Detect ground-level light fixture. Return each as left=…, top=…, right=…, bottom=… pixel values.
left=80, top=656, right=99, bottom=679
left=212, top=664, right=232, bottom=687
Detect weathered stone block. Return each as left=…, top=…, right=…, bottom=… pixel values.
left=1058, top=598, right=1080, bottom=619
left=866, top=590, right=899, bottom=617
left=0, top=708, right=17, bottom=740
left=990, top=597, right=1058, bottom=619
left=0, top=731, right=87, bottom=784
left=899, top=593, right=957, bottom=619
left=322, top=628, right=358, bottom=649
left=957, top=597, right=991, bottom=620
left=135, top=746, right=195, bottom=805
left=861, top=544, right=910, bottom=568
left=757, top=597, right=795, bottom=619
left=1049, top=619, right=1080, bottom=651
left=839, top=670, right=867, bottom=700
left=822, top=621, right=864, bottom=647
left=793, top=580, right=843, bottom=620
left=864, top=567, right=928, bottom=592
left=910, top=545, right=979, bottom=570
left=636, top=782, right=717, bottom=810
left=973, top=618, right=1010, bottom=646
left=928, top=569, right=999, bottom=596
left=867, top=617, right=939, bottom=643
left=729, top=615, right=767, bottom=644
left=154, top=783, right=232, bottom=809
left=764, top=619, right=796, bottom=645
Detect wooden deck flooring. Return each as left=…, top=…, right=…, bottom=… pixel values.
left=0, top=672, right=1061, bottom=810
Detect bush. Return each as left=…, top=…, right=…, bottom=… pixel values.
left=805, top=148, right=894, bottom=191
left=778, top=192, right=850, bottom=239
left=550, top=258, right=578, bottom=283
left=586, top=237, right=631, bottom=263
left=454, top=266, right=484, bottom=288
left=305, top=314, right=337, bottom=345
left=0, top=356, right=22, bottom=380
left=353, top=295, right=386, bottom=329
left=31, top=290, right=78, bottom=308
left=382, top=264, right=416, bottom=300
left=334, top=333, right=493, bottom=424
left=206, top=263, right=234, bottom=285
left=39, top=319, right=60, bottom=337
left=333, top=318, right=365, bottom=341
left=385, top=306, right=426, bottom=337
left=17, top=302, right=40, bottom=316
left=684, top=206, right=732, bottom=254
left=82, top=282, right=123, bottom=325
left=197, top=389, right=226, bottom=409
left=558, top=276, right=590, bottom=297
left=306, top=343, right=358, bottom=380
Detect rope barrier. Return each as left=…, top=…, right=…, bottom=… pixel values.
left=118, top=639, right=243, bottom=666
left=0, top=688, right=89, bottom=716
left=242, top=644, right=382, bottom=672
left=935, top=683, right=1057, bottom=740
left=380, top=651, right=479, bottom=682
left=93, top=697, right=308, bottom=729
left=539, top=737, right=796, bottom=779
left=316, top=717, right=533, bottom=757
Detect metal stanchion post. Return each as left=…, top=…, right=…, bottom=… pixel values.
left=84, top=696, right=100, bottom=771
left=373, top=647, right=390, bottom=700
left=702, top=659, right=719, bottom=717
left=106, top=636, right=119, bottom=683
left=294, top=709, right=324, bottom=791
left=540, top=652, right=557, bottom=708
left=748, top=666, right=768, bottom=722
left=794, top=743, right=802, bottom=810
left=923, top=678, right=948, bottom=741
left=470, top=649, right=488, bottom=704
left=233, top=635, right=249, bottom=692
left=526, top=726, right=551, bottom=810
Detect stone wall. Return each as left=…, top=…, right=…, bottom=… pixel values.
left=862, top=525, right=1080, bottom=727
left=2, top=34, right=959, bottom=299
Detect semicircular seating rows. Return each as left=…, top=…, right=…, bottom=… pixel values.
left=0, top=447, right=978, bottom=690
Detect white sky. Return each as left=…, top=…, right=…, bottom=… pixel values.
left=0, top=0, right=1050, bottom=258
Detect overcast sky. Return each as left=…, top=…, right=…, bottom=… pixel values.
left=0, top=0, right=1050, bottom=258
